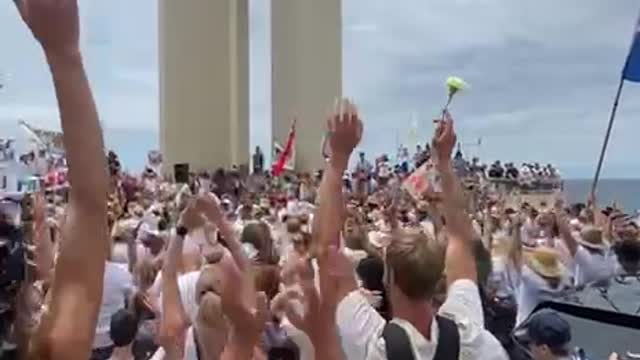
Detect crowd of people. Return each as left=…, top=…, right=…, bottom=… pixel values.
left=1, top=2, right=639, bottom=360
left=343, top=144, right=563, bottom=197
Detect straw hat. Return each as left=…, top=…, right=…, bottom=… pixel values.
left=578, top=226, right=606, bottom=250
left=526, top=247, right=564, bottom=279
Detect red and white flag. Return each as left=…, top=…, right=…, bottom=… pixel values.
left=402, top=161, right=442, bottom=201
left=272, top=119, right=296, bottom=177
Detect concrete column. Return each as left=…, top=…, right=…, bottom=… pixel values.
left=271, top=0, right=342, bottom=171
left=159, top=0, right=249, bottom=174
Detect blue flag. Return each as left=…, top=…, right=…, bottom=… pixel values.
left=623, top=13, right=640, bottom=82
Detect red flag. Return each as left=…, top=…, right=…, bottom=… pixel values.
left=272, top=119, right=296, bottom=177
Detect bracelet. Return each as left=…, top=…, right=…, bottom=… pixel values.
left=176, top=225, right=189, bottom=237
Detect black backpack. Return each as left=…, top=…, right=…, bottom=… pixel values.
left=382, top=315, right=460, bottom=360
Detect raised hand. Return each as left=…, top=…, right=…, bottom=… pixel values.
left=15, top=0, right=80, bottom=57
left=284, top=247, right=354, bottom=360
left=197, top=192, right=250, bottom=272
left=178, top=202, right=204, bottom=230
left=284, top=260, right=325, bottom=340
left=28, top=193, right=54, bottom=282
left=216, top=250, right=269, bottom=359
left=327, top=98, right=363, bottom=168
left=432, top=110, right=457, bottom=165
left=196, top=192, right=225, bottom=224
left=32, top=192, right=46, bottom=225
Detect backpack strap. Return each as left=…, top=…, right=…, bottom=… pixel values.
left=434, top=315, right=460, bottom=360
left=383, top=316, right=460, bottom=360
left=382, top=322, right=415, bottom=360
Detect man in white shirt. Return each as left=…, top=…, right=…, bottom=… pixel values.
left=519, top=164, right=534, bottom=188
left=336, top=112, right=507, bottom=359
left=355, top=152, right=373, bottom=175
left=377, top=159, right=392, bottom=181
left=516, top=247, right=572, bottom=325
left=554, top=208, right=615, bottom=286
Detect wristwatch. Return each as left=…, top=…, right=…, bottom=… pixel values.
left=176, top=225, right=189, bottom=237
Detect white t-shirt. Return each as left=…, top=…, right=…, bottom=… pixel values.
left=153, top=271, right=201, bottom=324
left=378, top=162, right=392, bottom=178
left=286, top=200, right=303, bottom=216
left=520, top=218, right=538, bottom=248
left=93, top=262, right=135, bottom=349
left=490, top=257, right=521, bottom=297
left=336, top=279, right=508, bottom=360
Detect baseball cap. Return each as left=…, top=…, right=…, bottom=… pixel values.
left=520, top=310, right=571, bottom=351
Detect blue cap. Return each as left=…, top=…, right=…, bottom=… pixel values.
left=524, top=310, right=571, bottom=350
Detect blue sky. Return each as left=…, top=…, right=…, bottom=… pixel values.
left=1, top=0, right=640, bottom=177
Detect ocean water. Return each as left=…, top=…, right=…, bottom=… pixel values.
left=563, top=179, right=640, bottom=211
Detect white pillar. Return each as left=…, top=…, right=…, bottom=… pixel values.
left=271, top=0, right=342, bottom=171
left=159, top=0, right=249, bottom=173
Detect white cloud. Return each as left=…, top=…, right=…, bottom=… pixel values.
left=1, top=0, right=640, bottom=177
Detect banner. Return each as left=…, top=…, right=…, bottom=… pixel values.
left=272, top=119, right=296, bottom=176
left=272, top=142, right=295, bottom=173
left=402, top=161, right=441, bottom=201
left=623, top=12, right=640, bottom=82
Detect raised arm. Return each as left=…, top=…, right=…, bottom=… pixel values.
left=433, top=112, right=478, bottom=286
left=312, top=99, right=362, bottom=255
left=16, top=1, right=110, bottom=358
left=554, top=200, right=578, bottom=257
left=303, top=99, right=362, bottom=358
left=31, top=193, right=55, bottom=283
left=481, top=210, right=494, bottom=250
left=157, top=204, right=200, bottom=359
left=513, top=216, right=525, bottom=265
left=197, top=192, right=249, bottom=272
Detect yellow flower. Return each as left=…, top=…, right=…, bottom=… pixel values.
left=446, top=76, right=470, bottom=96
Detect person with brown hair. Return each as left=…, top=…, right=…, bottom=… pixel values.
left=241, top=221, right=281, bottom=300
left=332, top=111, right=508, bottom=359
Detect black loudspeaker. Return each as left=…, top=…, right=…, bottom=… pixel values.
left=174, top=163, right=190, bottom=183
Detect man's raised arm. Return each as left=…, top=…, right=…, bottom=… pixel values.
left=312, top=99, right=362, bottom=254
left=433, top=112, right=478, bottom=286
left=16, top=1, right=110, bottom=358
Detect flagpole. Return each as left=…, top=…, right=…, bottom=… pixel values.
left=591, top=77, right=625, bottom=195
